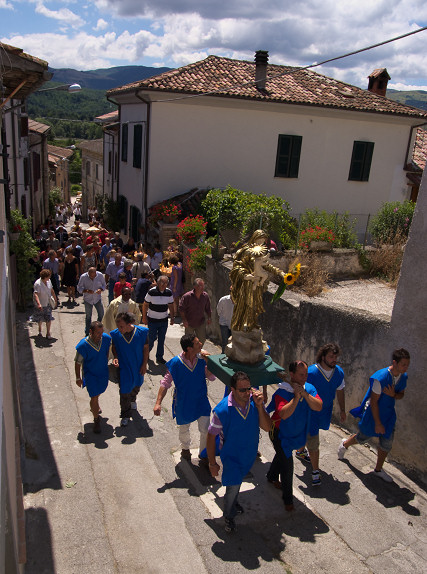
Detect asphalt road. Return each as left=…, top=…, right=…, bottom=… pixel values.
left=18, top=284, right=427, bottom=574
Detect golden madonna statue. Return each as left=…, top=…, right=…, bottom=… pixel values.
left=230, top=230, right=285, bottom=332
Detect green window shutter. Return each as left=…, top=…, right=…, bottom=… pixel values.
left=133, top=124, right=143, bottom=169
left=289, top=136, right=302, bottom=178
left=275, top=134, right=302, bottom=178
left=121, top=123, right=128, bottom=162
left=349, top=141, right=374, bottom=181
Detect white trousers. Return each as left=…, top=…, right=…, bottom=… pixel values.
left=178, top=415, right=210, bottom=453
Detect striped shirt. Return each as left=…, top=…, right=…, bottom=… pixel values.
left=145, top=286, right=174, bottom=321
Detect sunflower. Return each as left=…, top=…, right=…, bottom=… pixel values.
left=284, top=273, right=296, bottom=285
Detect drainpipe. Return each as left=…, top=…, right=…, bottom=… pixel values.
left=136, top=91, right=151, bottom=241
left=106, top=95, right=120, bottom=202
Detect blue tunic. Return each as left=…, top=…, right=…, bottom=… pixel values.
left=267, top=383, right=318, bottom=457
left=307, top=364, right=344, bottom=435
left=350, top=367, right=407, bottom=439
left=167, top=355, right=211, bottom=425
left=214, top=395, right=260, bottom=486
left=76, top=333, right=111, bottom=397
left=110, top=326, right=149, bottom=394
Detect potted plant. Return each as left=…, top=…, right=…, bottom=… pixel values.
left=176, top=215, right=207, bottom=244
left=149, top=201, right=182, bottom=225
left=299, top=226, right=337, bottom=252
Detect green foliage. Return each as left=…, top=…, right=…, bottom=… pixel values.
left=27, top=85, right=115, bottom=140
left=299, top=209, right=359, bottom=248
left=96, top=195, right=122, bottom=231
left=9, top=210, right=39, bottom=308
left=200, top=185, right=297, bottom=248
left=70, top=184, right=81, bottom=195
left=69, top=149, right=82, bottom=185
left=186, top=240, right=211, bottom=272
left=369, top=200, right=415, bottom=244
left=49, top=187, right=63, bottom=216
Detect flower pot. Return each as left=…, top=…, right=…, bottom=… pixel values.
left=163, top=215, right=177, bottom=224
left=211, top=246, right=226, bottom=260
left=10, top=232, right=20, bottom=241
left=309, top=240, right=333, bottom=252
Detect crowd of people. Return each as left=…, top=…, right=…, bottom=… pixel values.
left=30, top=204, right=411, bottom=534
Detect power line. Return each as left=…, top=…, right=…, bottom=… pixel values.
left=149, top=25, right=427, bottom=104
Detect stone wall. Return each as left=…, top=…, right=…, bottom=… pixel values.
left=203, top=256, right=425, bottom=484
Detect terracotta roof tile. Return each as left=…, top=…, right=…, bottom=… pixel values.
left=47, top=144, right=74, bottom=159
left=28, top=118, right=51, bottom=135
left=107, top=55, right=427, bottom=119
left=411, top=128, right=427, bottom=171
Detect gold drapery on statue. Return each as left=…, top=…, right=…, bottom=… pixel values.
left=230, top=230, right=285, bottom=332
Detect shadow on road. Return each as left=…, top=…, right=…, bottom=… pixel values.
left=344, top=459, right=420, bottom=516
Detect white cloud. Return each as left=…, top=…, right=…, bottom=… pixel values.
left=0, top=30, right=159, bottom=70
left=94, top=18, right=108, bottom=31
left=35, top=1, right=84, bottom=28
left=3, top=0, right=427, bottom=90
left=0, top=0, right=13, bottom=8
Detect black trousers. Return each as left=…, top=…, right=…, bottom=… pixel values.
left=266, top=426, right=294, bottom=506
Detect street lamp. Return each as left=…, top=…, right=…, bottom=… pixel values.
left=36, top=83, right=82, bottom=93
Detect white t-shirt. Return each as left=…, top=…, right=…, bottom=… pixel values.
left=217, top=295, right=234, bottom=327
left=34, top=278, right=52, bottom=307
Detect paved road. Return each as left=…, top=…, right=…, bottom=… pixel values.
left=19, top=283, right=427, bottom=573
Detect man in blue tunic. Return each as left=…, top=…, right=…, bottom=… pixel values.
left=111, top=312, right=149, bottom=427
left=153, top=334, right=215, bottom=462
left=75, top=321, right=111, bottom=434
left=297, top=343, right=346, bottom=487
left=266, top=361, right=323, bottom=512
left=338, top=348, right=410, bottom=483
left=206, top=372, right=272, bottom=533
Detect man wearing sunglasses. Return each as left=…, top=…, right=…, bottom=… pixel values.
left=206, top=371, right=271, bottom=533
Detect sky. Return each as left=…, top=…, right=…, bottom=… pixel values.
left=1, top=0, right=427, bottom=91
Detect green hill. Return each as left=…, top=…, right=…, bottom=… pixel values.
left=386, top=89, right=427, bottom=111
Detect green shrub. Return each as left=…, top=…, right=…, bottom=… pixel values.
left=186, top=240, right=211, bottom=272
left=369, top=200, right=415, bottom=244
left=48, top=187, right=62, bottom=216
left=200, top=185, right=297, bottom=248
left=9, top=210, right=39, bottom=308
left=299, top=209, right=359, bottom=248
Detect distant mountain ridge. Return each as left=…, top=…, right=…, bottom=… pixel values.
left=49, top=64, right=172, bottom=91
left=48, top=65, right=427, bottom=111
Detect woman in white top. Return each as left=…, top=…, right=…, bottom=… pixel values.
left=33, top=269, right=58, bottom=339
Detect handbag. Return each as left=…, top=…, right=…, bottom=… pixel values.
left=50, top=295, right=57, bottom=309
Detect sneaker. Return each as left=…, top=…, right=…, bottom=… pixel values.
left=121, top=417, right=129, bottom=427
left=295, top=448, right=311, bottom=462
left=224, top=518, right=236, bottom=533
left=181, top=449, right=192, bottom=461
left=235, top=502, right=244, bottom=514
left=156, top=357, right=167, bottom=364
left=93, top=417, right=101, bottom=434
left=131, top=401, right=137, bottom=410
left=337, top=438, right=347, bottom=460
left=312, top=471, right=321, bottom=486
left=374, top=468, right=394, bottom=483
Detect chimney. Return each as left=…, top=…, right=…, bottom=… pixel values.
left=367, top=68, right=391, bottom=97
left=255, top=50, right=269, bottom=91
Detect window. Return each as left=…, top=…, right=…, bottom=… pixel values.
left=96, top=163, right=99, bottom=180
left=86, top=160, right=91, bottom=176
left=133, top=124, right=143, bottom=169
left=348, top=141, right=374, bottom=181
left=121, top=123, right=128, bottom=162
left=275, top=134, right=302, bottom=178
